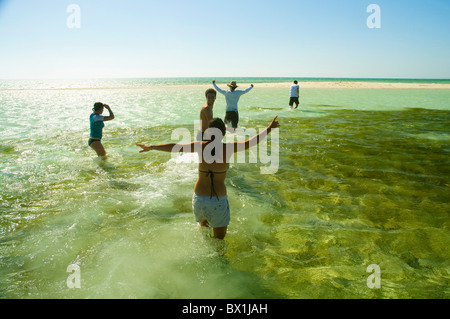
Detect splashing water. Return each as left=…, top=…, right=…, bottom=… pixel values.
left=0, top=79, right=449, bottom=298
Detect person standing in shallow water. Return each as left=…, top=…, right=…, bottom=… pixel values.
left=136, top=116, right=280, bottom=240
left=213, top=80, right=253, bottom=132
left=197, top=88, right=217, bottom=141
left=89, top=102, right=115, bottom=159
left=289, top=80, right=300, bottom=109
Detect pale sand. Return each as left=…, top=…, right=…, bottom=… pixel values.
left=233, top=81, right=450, bottom=89
left=1, top=81, right=449, bottom=91
left=151, top=81, right=450, bottom=89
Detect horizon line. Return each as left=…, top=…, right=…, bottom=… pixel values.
left=1, top=76, right=449, bottom=81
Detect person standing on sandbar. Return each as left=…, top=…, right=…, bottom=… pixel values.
left=213, top=80, right=253, bottom=132
left=88, top=102, right=115, bottom=160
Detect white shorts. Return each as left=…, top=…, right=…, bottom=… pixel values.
left=192, top=194, right=230, bottom=228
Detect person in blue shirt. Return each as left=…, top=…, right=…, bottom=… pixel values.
left=89, top=102, right=115, bottom=159
left=213, top=80, right=253, bottom=132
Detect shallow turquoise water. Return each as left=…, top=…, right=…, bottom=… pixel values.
left=0, top=79, right=449, bottom=298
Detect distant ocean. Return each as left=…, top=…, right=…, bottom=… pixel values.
left=0, top=77, right=449, bottom=298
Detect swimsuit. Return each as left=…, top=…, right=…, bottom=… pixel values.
left=89, top=113, right=105, bottom=146
left=199, top=170, right=228, bottom=200
left=192, top=194, right=230, bottom=228
left=193, top=169, right=230, bottom=227
left=90, top=113, right=104, bottom=136
left=88, top=138, right=101, bottom=146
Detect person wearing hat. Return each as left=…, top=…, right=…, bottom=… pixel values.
left=212, top=80, right=254, bottom=131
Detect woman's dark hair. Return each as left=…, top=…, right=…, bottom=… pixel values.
left=208, top=118, right=226, bottom=137
left=207, top=118, right=226, bottom=157
left=205, top=88, right=217, bottom=97
left=93, top=102, right=104, bottom=112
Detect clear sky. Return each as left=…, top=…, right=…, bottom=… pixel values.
left=0, top=0, right=449, bottom=79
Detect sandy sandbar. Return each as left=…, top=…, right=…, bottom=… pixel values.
left=1, top=81, right=449, bottom=91
left=237, top=81, right=450, bottom=89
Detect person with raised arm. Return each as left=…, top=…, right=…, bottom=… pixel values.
left=88, top=102, right=115, bottom=160
left=212, top=80, right=253, bottom=131
left=136, top=116, right=279, bottom=240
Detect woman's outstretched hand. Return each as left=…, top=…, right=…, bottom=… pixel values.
left=269, top=116, right=280, bottom=129
left=136, top=143, right=151, bottom=153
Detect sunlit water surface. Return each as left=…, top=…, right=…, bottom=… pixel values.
left=0, top=79, right=449, bottom=298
